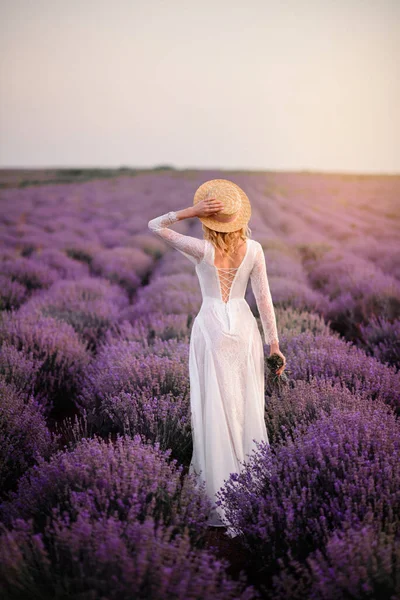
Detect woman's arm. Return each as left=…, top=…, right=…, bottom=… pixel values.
left=174, top=206, right=198, bottom=221
left=147, top=208, right=206, bottom=265
left=147, top=199, right=224, bottom=266
left=250, top=242, right=279, bottom=348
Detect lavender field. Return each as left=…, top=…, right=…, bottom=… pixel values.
left=0, top=168, right=399, bottom=599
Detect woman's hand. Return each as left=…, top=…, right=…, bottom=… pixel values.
left=193, top=197, right=224, bottom=219
left=270, top=348, right=287, bottom=376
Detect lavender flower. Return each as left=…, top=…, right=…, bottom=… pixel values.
left=0, top=378, right=58, bottom=497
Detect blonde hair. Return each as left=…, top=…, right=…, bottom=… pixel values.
left=202, top=223, right=252, bottom=258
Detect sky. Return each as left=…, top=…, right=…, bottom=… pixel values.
left=0, top=0, right=399, bottom=173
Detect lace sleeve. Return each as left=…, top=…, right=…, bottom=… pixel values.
left=147, top=211, right=206, bottom=265
left=250, top=242, right=279, bottom=345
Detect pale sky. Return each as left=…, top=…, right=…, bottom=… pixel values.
left=1, top=0, right=399, bottom=173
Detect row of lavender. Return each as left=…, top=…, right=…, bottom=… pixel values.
left=0, top=171, right=399, bottom=598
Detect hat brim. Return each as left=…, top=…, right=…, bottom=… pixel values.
left=193, top=179, right=251, bottom=233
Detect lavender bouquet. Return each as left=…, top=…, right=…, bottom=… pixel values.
left=266, top=353, right=290, bottom=394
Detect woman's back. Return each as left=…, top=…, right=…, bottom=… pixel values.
left=148, top=210, right=279, bottom=345
left=196, top=238, right=253, bottom=304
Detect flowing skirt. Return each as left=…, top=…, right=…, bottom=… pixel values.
left=188, top=297, right=270, bottom=535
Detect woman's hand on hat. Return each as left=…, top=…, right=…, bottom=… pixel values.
left=194, top=198, right=225, bottom=218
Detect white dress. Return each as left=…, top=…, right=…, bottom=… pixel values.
left=148, top=211, right=279, bottom=532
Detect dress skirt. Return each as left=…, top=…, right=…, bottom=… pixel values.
left=188, top=297, right=270, bottom=529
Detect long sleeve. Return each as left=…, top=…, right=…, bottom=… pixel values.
left=250, top=242, right=279, bottom=345
left=147, top=211, right=206, bottom=266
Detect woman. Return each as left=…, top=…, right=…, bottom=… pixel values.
left=148, top=178, right=286, bottom=535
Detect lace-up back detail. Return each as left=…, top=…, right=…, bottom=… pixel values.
left=211, top=240, right=249, bottom=304
left=215, top=266, right=239, bottom=303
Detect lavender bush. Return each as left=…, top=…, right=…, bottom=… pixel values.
left=91, top=246, right=148, bottom=295
left=0, top=514, right=258, bottom=600
left=131, top=273, right=202, bottom=317
left=304, top=248, right=400, bottom=335
left=0, top=342, right=42, bottom=399
left=104, top=313, right=191, bottom=343
left=272, top=523, right=400, bottom=600
left=0, top=378, right=58, bottom=497
left=0, top=310, right=90, bottom=413
left=0, top=434, right=210, bottom=544
left=0, top=275, right=27, bottom=311
left=65, top=243, right=98, bottom=267
left=216, top=403, right=400, bottom=587
left=284, top=331, right=400, bottom=412
left=100, top=389, right=192, bottom=465
left=18, top=276, right=129, bottom=352
left=264, top=378, right=373, bottom=446
left=29, top=247, right=90, bottom=280
left=77, top=338, right=190, bottom=432
left=265, top=306, right=333, bottom=338
left=357, top=314, right=400, bottom=368
left=0, top=256, right=59, bottom=293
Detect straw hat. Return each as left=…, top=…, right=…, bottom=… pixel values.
left=193, top=179, right=251, bottom=233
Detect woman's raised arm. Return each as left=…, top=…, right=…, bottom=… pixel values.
left=147, top=210, right=206, bottom=265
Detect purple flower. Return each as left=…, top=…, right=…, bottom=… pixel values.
left=0, top=378, right=58, bottom=497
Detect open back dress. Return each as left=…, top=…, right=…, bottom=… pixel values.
left=148, top=211, right=279, bottom=530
